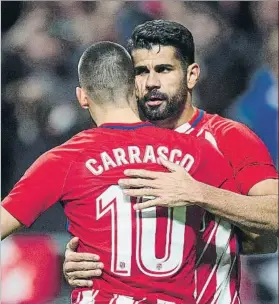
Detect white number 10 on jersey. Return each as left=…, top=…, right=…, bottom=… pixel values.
left=96, top=185, right=187, bottom=277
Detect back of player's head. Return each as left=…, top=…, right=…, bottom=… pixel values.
left=127, top=20, right=195, bottom=68
left=78, top=41, right=135, bottom=103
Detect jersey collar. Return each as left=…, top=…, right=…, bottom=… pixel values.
left=175, top=109, right=204, bottom=133
left=98, top=109, right=205, bottom=131
left=99, top=121, right=153, bottom=130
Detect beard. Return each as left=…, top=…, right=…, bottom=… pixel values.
left=137, top=82, right=188, bottom=122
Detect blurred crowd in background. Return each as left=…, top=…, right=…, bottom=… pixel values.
left=1, top=1, right=278, bottom=304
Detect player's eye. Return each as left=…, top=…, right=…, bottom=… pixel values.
left=135, top=67, right=149, bottom=76
left=156, top=66, right=173, bottom=73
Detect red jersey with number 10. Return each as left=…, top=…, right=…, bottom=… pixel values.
left=2, top=122, right=237, bottom=304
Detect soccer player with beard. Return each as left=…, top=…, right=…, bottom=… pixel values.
left=63, top=21, right=278, bottom=304
left=1, top=41, right=243, bottom=303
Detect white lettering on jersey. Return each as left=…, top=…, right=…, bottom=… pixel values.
left=136, top=206, right=186, bottom=277
left=157, top=146, right=169, bottom=163
left=96, top=186, right=187, bottom=278
left=180, top=154, right=195, bottom=171
left=169, top=149, right=182, bottom=164
left=96, top=186, right=132, bottom=276
left=127, top=146, right=142, bottom=164
left=101, top=152, right=117, bottom=171
left=142, top=145, right=157, bottom=163
left=113, top=148, right=129, bottom=166
left=85, top=158, right=103, bottom=175
left=86, top=145, right=195, bottom=175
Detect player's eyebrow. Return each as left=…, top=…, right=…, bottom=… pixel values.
left=134, top=66, right=149, bottom=74
left=134, top=64, right=174, bottom=74
left=155, top=64, right=174, bottom=70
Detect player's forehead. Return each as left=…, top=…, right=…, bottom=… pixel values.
left=131, top=45, right=180, bottom=69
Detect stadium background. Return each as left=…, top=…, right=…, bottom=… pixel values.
left=1, top=1, right=278, bottom=303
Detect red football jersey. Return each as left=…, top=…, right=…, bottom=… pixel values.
left=175, top=109, right=278, bottom=304
left=3, top=121, right=236, bottom=304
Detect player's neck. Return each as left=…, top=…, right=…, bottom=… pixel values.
left=152, top=104, right=197, bottom=130
left=92, top=108, right=142, bottom=126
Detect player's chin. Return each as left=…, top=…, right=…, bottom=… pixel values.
left=144, top=102, right=167, bottom=114
left=144, top=111, right=166, bottom=121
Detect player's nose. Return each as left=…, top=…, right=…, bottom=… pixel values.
left=146, top=72, right=160, bottom=90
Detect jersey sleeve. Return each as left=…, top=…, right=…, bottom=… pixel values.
left=192, top=138, right=236, bottom=191
left=1, top=151, right=72, bottom=227
left=215, top=121, right=278, bottom=194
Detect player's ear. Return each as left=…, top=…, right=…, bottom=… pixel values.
left=76, top=87, right=89, bottom=109
left=187, top=63, right=200, bottom=90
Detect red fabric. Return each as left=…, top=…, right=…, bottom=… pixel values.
left=2, top=150, right=72, bottom=227
left=197, top=113, right=278, bottom=194
left=1, top=235, right=59, bottom=304
left=175, top=110, right=277, bottom=303
left=2, top=124, right=233, bottom=303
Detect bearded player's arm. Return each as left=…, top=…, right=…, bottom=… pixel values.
left=196, top=123, right=278, bottom=254
left=1, top=151, right=70, bottom=240
left=191, top=124, right=277, bottom=255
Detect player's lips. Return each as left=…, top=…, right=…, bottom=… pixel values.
left=146, top=100, right=164, bottom=106
left=146, top=96, right=165, bottom=106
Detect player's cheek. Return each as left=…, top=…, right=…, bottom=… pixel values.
left=135, top=78, right=145, bottom=97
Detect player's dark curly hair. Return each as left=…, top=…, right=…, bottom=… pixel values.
left=127, top=20, right=195, bottom=68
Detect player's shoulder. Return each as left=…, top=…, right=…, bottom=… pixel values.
left=43, top=129, right=100, bottom=161
left=144, top=125, right=201, bottom=145
left=201, top=111, right=266, bottom=150
left=22, top=128, right=106, bottom=175
left=202, top=112, right=251, bottom=136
